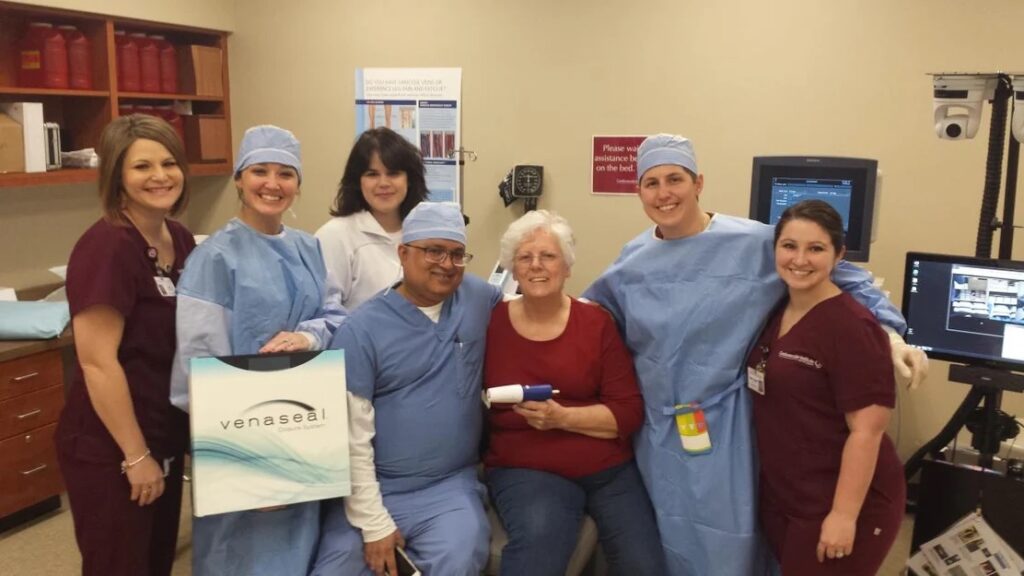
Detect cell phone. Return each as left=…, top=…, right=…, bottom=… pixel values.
left=386, top=546, right=420, bottom=576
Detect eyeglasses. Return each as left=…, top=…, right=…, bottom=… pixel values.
left=404, top=244, right=474, bottom=267
left=514, top=252, right=560, bottom=266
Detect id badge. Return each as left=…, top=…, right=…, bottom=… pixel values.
left=674, top=403, right=712, bottom=454
left=747, top=366, right=766, bottom=395
left=154, top=276, right=176, bottom=297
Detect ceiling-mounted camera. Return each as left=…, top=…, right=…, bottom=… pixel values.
left=931, top=73, right=998, bottom=140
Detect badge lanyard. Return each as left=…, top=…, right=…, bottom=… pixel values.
left=747, top=344, right=768, bottom=396
left=146, top=245, right=176, bottom=297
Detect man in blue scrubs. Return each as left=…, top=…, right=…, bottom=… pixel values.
left=312, top=202, right=501, bottom=576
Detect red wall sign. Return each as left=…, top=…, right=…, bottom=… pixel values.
left=592, top=135, right=645, bottom=195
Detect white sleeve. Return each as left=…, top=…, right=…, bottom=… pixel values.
left=316, top=222, right=354, bottom=308
left=170, top=294, right=232, bottom=412
left=344, top=391, right=397, bottom=542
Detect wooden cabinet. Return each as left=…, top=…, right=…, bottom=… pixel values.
left=0, top=0, right=232, bottom=188
left=0, top=349, right=65, bottom=520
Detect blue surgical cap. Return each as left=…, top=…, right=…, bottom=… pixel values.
left=234, top=125, right=303, bottom=182
left=636, top=133, right=698, bottom=181
left=402, top=202, right=466, bottom=245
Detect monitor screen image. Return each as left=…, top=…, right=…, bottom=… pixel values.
left=902, top=252, right=1024, bottom=371
left=750, top=156, right=878, bottom=262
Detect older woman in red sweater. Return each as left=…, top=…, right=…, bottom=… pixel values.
left=483, top=210, right=666, bottom=576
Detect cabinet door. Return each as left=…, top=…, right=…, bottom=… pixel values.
left=0, top=422, right=63, bottom=518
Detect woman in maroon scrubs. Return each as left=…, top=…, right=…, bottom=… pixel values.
left=55, top=115, right=195, bottom=576
left=747, top=200, right=905, bottom=575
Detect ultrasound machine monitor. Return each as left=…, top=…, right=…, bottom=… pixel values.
left=750, top=156, right=878, bottom=262
left=902, top=252, right=1024, bottom=372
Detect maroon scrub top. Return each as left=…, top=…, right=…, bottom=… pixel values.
left=56, top=218, right=195, bottom=462
left=747, top=293, right=903, bottom=520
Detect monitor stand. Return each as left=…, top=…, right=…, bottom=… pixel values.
left=948, top=364, right=1024, bottom=393
left=948, top=364, right=1022, bottom=469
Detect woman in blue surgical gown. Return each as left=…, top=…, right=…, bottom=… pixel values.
left=583, top=134, right=925, bottom=576
left=169, top=125, right=346, bottom=576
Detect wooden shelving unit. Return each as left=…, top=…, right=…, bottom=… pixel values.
left=0, top=1, right=233, bottom=188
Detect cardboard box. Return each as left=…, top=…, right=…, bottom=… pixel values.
left=178, top=45, right=224, bottom=97
left=0, top=113, right=25, bottom=173
left=183, top=115, right=228, bottom=162
left=0, top=102, right=45, bottom=172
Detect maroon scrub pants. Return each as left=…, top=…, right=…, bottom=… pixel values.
left=760, top=504, right=903, bottom=576
left=58, top=447, right=184, bottom=576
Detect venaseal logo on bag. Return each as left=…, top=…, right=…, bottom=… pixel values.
left=219, top=399, right=329, bottom=431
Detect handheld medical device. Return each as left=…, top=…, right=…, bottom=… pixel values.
left=484, top=384, right=559, bottom=407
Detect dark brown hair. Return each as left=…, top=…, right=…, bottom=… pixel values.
left=97, top=114, right=190, bottom=223
left=330, top=127, right=428, bottom=218
left=774, top=199, right=845, bottom=252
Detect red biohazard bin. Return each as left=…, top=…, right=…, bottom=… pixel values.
left=135, top=33, right=160, bottom=93
left=116, top=30, right=141, bottom=92
left=57, top=25, right=93, bottom=90
left=151, top=35, right=178, bottom=94
left=18, top=22, right=69, bottom=89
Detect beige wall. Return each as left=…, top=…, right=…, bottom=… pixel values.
left=5, top=0, right=1024, bottom=458
left=11, top=0, right=235, bottom=31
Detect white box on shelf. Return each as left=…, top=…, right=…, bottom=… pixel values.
left=0, top=102, right=45, bottom=173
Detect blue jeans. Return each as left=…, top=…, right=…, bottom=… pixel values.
left=487, top=460, right=667, bottom=576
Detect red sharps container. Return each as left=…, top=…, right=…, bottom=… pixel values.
left=57, top=25, right=93, bottom=90
left=116, top=30, right=141, bottom=92
left=135, top=33, right=160, bottom=93
left=18, top=22, right=68, bottom=88
left=150, top=34, right=178, bottom=94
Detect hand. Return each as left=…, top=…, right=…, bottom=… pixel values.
left=259, top=331, right=310, bottom=354
left=364, top=529, right=405, bottom=576
left=513, top=399, right=567, bottom=431
left=126, top=455, right=165, bottom=506
left=816, top=510, right=857, bottom=562
left=886, top=328, right=929, bottom=390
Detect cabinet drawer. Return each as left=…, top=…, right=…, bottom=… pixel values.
left=0, top=385, right=64, bottom=439
left=0, top=422, right=63, bottom=518
left=0, top=350, right=63, bottom=402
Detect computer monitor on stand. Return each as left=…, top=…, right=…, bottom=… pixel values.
left=902, top=252, right=1024, bottom=554
left=902, top=252, right=1024, bottom=458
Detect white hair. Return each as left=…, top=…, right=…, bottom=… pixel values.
left=498, top=210, right=576, bottom=270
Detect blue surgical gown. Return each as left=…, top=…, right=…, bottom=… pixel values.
left=583, top=214, right=904, bottom=576
left=170, top=218, right=347, bottom=576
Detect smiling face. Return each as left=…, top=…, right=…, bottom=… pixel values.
left=398, top=238, right=466, bottom=306
left=120, top=138, right=184, bottom=218
left=512, top=229, right=570, bottom=300
left=361, top=152, right=409, bottom=220
left=637, top=164, right=705, bottom=239
left=775, top=218, right=845, bottom=294
left=236, top=162, right=299, bottom=234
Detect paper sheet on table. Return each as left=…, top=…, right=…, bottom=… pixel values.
left=919, top=511, right=1023, bottom=576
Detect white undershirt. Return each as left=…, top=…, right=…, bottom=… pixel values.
left=418, top=302, right=443, bottom=323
